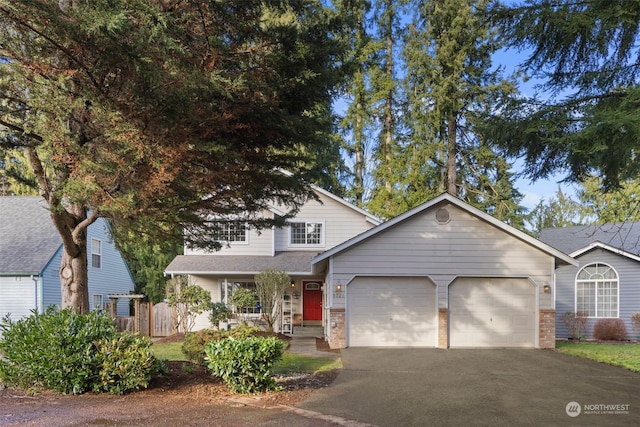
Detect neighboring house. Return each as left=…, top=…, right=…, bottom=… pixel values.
left=164, top=185, right=382, bottom=332
left=0, top=196, right=134, bottom=321
left=311, top=193, right=577, bottom=349
left=539, top=223, right=640, bottom=340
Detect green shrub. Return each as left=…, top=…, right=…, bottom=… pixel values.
left=205, top=336, right=284, bottom=393
left=92, top=333, right=157, bottom=394
left=182, top=324, right=259, bottom=365
left=0, top=307, right=158, bottom=395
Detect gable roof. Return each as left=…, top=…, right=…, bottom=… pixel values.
left=0, top=196, right=61, bottom=275
left=539, top=222, right=640, bottom=261
left=312, top=193, right=577, bottom=271
left=165, top=251, right=318, bottom=276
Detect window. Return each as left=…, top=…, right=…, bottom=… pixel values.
left=576, top=263, right=618, bottom=318
left=91, top=239, right=102, bottom=268
left=220, top=281, right=260, bottom=314
left=289, top=221, right=324, bottom=246
left=213, top=222, right=247, bottom=243
left=92, top=294, right=103, bottom=312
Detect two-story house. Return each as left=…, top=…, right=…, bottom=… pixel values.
left=164, top=185, right=382, bottom=332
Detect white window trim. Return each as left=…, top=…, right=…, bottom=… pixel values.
left=214, top=222, right=249, bottom=245
left=287, top=219, right=326, bottom=248
left=91, top=238, right=102, bottom=269
left=92, top=294, right=104, bottom=312
left=574, top=262, right=620, bottom=318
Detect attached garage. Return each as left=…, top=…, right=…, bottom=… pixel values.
left=312, top=193, right=577, bottom=350
left=449, top=278, right=536, bottom=348
left=347, top=277, right=437, bottom=347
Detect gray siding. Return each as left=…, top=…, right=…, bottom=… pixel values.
left=331, top=203, right=555, bottom=310
left=555, top=248, right=640, bottom=339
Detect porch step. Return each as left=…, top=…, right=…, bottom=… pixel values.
left=291, top=326, right=324, bottom=337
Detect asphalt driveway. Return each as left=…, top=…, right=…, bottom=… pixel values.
left=298, top=348, right=640, bottom=426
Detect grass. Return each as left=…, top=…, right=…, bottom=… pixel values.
left=151, top=340, right=341, bottom=374
left=274, top=352, right=342, bottom=375
left=556, top=341, right=640, bottom=372
left=150, top=341, right=188, bottom=362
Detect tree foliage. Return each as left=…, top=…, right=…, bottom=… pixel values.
left=489, top=0, right=640, bottom=188
left=166, top=277, right=212, bottom=334
left=0, top=1, right=350, bottom=311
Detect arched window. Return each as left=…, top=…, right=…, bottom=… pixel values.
left=575, top=263, right=619, bottom=318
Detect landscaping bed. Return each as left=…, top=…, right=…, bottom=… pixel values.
left=1, top=334, right=339, bottom=426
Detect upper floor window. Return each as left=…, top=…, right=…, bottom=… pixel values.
left=213, top=222, right=248, bottom=243
left=91, top=238, right=102, bottom=269
left=289, top=221, right=324, bottom=246
left=575, top=263, right=618, bottom=318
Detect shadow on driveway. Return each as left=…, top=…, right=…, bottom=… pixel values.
left=298, top=348, right=640, bottom=426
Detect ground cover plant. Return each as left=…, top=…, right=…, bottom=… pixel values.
left=556, top=342, right=640, bottom=372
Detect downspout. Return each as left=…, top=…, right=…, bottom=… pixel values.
left=30, top=275, right=39, bottom=313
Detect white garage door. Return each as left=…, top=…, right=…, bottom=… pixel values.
left=347, top=277, right=437, bottom=347
left=0, top=276, right=36, bottom=321
left=449, top=278, right=536, bottom=348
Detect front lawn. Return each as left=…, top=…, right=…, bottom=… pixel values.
left=151, top=339, right=341, bottom=375
left=556, top=341, right=640, bottom=372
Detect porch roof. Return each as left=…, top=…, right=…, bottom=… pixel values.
left=164, top=251, right=319, bottom=276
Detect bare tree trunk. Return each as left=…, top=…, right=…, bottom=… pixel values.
left=446, top=113, right=457, bottom=196
left=60, top=244, right=90, bottom=313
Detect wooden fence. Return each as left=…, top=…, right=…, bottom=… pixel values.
left=111, top=301, right=176, bottom=337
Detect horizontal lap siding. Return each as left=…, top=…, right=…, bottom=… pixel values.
left=333, top=205, right=550, bottom=278
left=275, top=193, right=376, bottom=252
left=0, top=276, right=36, bottom=321
left=87, top=220, right=134, bottom=316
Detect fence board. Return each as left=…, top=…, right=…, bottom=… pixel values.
left=152, top=302, right=175, bottom=337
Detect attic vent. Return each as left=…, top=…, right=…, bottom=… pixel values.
left=435, top=208, right=451, bottom=224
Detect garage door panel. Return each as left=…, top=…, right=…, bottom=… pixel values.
left=348, top=277, right=436, bottom=347
left=450, top=278, right=536, bottom=348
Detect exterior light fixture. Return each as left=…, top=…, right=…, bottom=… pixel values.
left=543, top=285, right=551, bottom=294
left=335, top=283, right=342, bottom=292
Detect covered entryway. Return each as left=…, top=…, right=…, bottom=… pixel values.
left=347, top=277, right=437, bottom=347
left=449, top=278, right=536, bottom=348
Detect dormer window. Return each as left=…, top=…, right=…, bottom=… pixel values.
left=289, top=221, right=324, bottom=246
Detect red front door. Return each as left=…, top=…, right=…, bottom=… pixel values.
left=303, top=281, right=323, bottom=321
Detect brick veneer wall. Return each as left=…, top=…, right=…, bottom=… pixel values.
left=539, top=309, right=556, bottom=349
left=328, top=308, right=346, bottom=349
left=438, top=308, right=448, bottom=348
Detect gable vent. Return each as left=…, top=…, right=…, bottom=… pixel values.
left=435, top=208, right=451, bottom=224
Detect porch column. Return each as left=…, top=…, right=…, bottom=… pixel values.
left=328, top=308, right=346, bottom=349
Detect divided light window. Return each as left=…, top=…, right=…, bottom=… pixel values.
left=91, top=238, right=102, bottom=269
left=575, top=263, right=619, bottom=318
left=214, top=222, right=247, bottom=243
left=290, top=221, right=323, bottom=246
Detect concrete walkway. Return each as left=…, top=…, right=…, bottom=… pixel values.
left=286, top=327, right=339, bottom=359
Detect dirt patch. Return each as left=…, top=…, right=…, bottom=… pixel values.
left=0, top=344, right=339, bottom=426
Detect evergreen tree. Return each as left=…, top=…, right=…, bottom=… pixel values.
left=0, top=0, right=349, bottom=312
left=578, top=177, right=640, bottom=224
left=401, top=0, right=522, bottom=215
left=525, top=188, right=583, bottom=236
left=490, top=0, right=640, bottom=188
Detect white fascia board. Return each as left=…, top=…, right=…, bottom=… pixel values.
left=570, top=241, right=640, bottom=263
